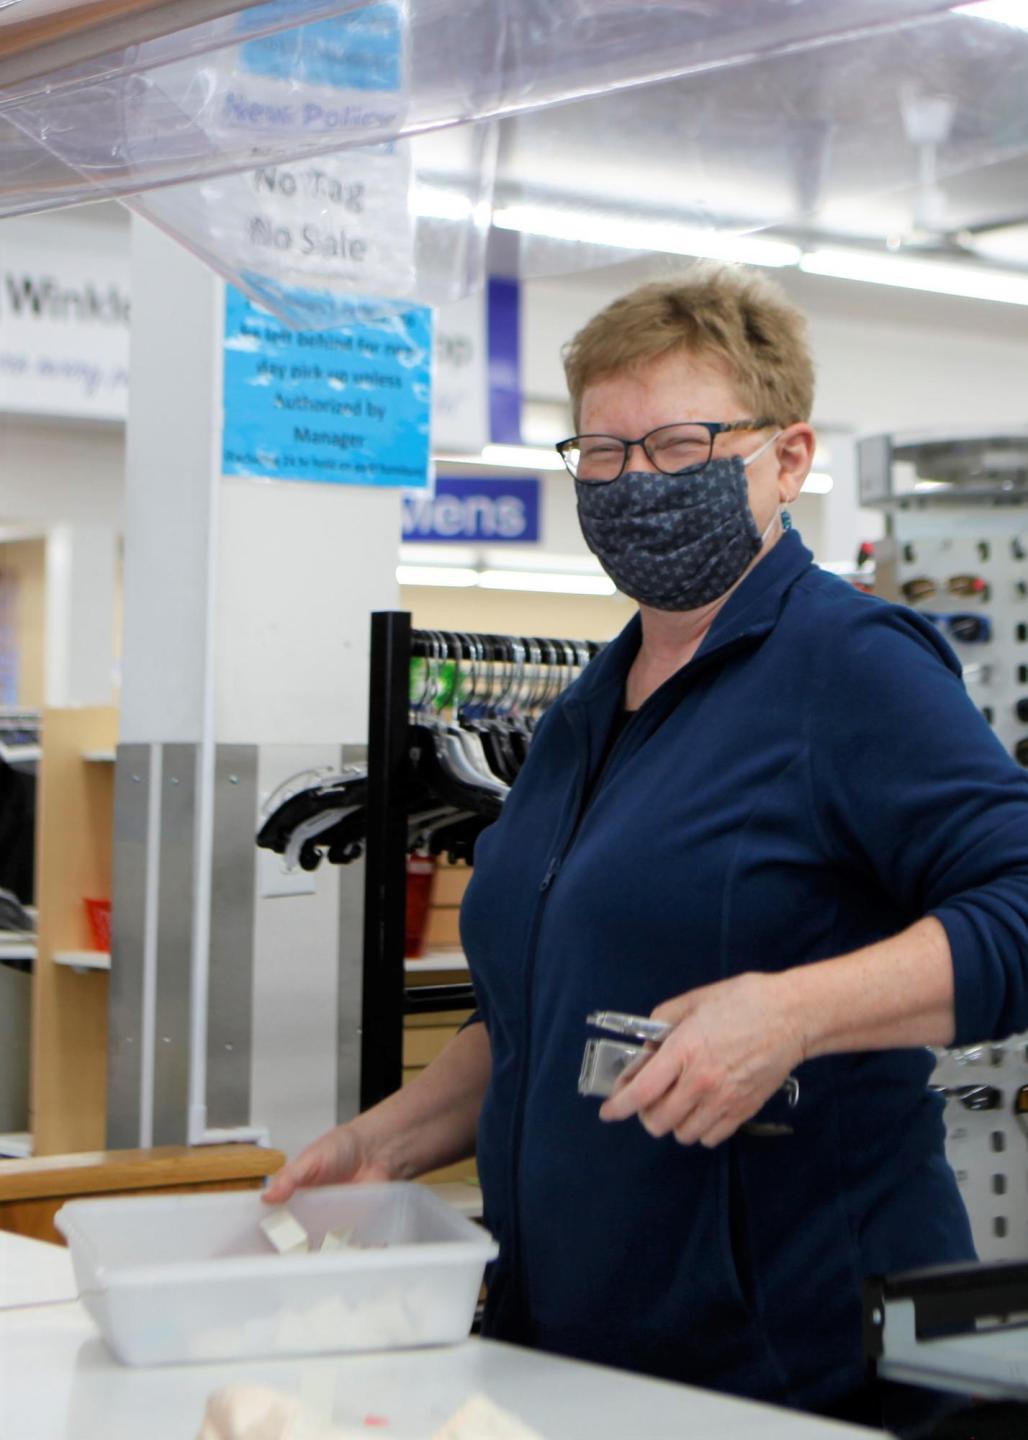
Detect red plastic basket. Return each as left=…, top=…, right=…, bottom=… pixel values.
left=84, top=897, right=111, bottom=952
left=405, top=855, right=436, bottom=958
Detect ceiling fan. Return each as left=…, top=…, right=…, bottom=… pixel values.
left=897, top=86, right=1028, bottom=260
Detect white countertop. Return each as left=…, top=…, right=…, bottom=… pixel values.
left=0, top=1229, right=867, bottom=1440
left=0, top=1305, right=868, bottom=1440
left=0, top=1229, right=77, bottom=1309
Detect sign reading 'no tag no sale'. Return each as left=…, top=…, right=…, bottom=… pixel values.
left=222, top=285, right=432, bottom=489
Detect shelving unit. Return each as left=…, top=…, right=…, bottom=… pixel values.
left=30, top=707, right=117, bottom=1156
left=404, top=951, right=469, bottom=975
left=53, top=952, right=111, bottom=973
left=0, top=1133, right=32, bottom=1160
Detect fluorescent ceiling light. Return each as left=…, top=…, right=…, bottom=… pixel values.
left=412, top=184, right=476, bottom=222
left=955, top=1, right=1028, bottom=30
left=802, top=471, right=834, bottom=494
left=493, top=203, right=801, bottom=269
left=800, top=246, right=1028, bottom=306
left=481, top=443, right=566, bottom=471
left=434, top=444, right=566, bottom=472
left=478, top=569, right=616, bottom=596
left=397, top=564, right=617, bottom=595
left=396, top=565, right=478, bottom=587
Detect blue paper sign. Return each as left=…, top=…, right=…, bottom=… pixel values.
left=402, top=475, right=540, bottom=543
left=222, top=286, right=432, bottom=489
left=238, top=3, right=401, bottom=90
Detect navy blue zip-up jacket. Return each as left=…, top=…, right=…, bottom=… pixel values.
left=459, top=529, right=1028, bottom=1413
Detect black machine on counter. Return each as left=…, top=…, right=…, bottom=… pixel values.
left=866, top=1260, right=1028, bottom=1434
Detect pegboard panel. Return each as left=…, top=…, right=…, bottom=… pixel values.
left=933, top=1041, right=1028, bottom=1261
left=878, top=510, right=1028, bottom=765
left=882, top=505, right=1028, bottom=1259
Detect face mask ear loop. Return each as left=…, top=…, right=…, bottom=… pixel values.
left=759, top=507, right=782, bottom=546
left=740, top=428, right=784, bottom=469
left=742, top=429, right=787, bottom=549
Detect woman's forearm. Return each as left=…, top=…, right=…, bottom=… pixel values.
left=784, top=915, right=956, bottom=1059
left=352, top=1020, right=491, bottom=1180
left=601, top=917, right=958, bottom=1146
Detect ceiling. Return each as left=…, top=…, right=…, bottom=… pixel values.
left=2, top=1, right=1028, bottom=311
left=494, top=5, right=1028, bottom=270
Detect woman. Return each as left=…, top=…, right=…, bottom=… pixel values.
left=267, top=266, right=1028, bottom=1425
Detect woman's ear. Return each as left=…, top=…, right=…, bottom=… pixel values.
left=776, top=424, right=816, bottom=504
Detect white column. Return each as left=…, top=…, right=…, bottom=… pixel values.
left=120, top=222, right=223, bottom=746
left=44, top=520, right=118, bottom=706
left=120, top=216, right=402, bottom=1150
left=122, top=219, right=402, bottom=746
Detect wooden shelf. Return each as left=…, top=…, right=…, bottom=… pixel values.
left=32, top=707, right=117, bottom=1155
left=404, top=950, right=468, bottom=973
left=53, top=951, right=110, bottom=972
left=0, top=939, right=37, bottom=962
left=427, top=1181, right=483, bottom=1219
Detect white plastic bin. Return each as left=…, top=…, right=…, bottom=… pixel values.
left=55, top=1181, right=497, bottom=1367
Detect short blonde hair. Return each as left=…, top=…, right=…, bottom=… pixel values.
left=562, top=264, right=815, bottom=428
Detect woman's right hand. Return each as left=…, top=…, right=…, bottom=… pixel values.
left=262, top=1124, right=394, bottom=1206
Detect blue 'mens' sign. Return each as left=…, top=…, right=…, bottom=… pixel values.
left=402, top=475, right=540, bottom=543
left=223, top=285, right=432, bottom=489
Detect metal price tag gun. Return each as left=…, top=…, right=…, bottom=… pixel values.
left=865, top=1260, right=1028, bottom=1402
left=578, top=1012, right=674, bottom=1098
left=578, top=1011, right=801, bottom=1119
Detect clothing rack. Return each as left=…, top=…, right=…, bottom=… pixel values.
left=358, top=612, right=602, bottom=1109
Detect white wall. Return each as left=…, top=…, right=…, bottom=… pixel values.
left=811, top=313, right=1028, bottom=435
left=217, top=476, right=401, bottom=746
left=0, top=418, right=123, bottom=703
left=521, top=264, right=1028, bottom=433
left=0, top=416, right=123, bottom=529
left=0, top=202, right=128, bottom=537
left=0, top=204, right=128, bottom=704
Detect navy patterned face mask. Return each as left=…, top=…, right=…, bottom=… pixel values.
left=575, top=435, right=780, bottom=611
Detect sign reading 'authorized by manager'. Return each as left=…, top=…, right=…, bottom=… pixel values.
left=222, top=285, right=432, bottom=489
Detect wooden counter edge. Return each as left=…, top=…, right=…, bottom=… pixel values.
left=0, top=1145, right=285, bottom=1202
left=0, top=0, right=241, bottom=63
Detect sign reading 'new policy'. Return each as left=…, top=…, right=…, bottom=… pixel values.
left=222, top=285, right=432, bottom=489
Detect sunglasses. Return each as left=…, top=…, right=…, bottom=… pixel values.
left=922, top=613, right=992, bottom=644
left=902, top=575, right=990, bottom=603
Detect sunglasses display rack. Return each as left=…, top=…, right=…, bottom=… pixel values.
left=885, top=522, right=1024, bottom=764
left=859, top=430, right=1028, bottom=1261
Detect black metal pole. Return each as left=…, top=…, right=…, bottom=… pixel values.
left=359, top=611, right=412, bottom=1110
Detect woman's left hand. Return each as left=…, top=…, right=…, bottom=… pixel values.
left=598, top=972, right=808, bottom=1147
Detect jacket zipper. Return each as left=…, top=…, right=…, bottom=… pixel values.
left=500, top=629, right=768, bottom=1323
left=504, top=710, right=591, bottom=1326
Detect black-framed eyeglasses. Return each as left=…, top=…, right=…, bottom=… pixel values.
left=555, top=419, right=778, bottom=483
